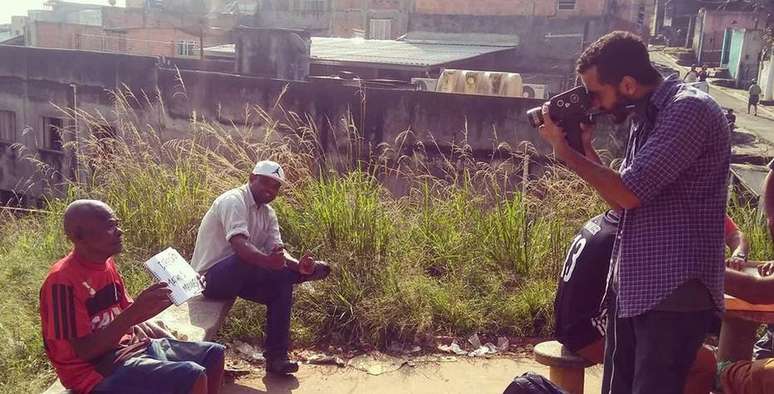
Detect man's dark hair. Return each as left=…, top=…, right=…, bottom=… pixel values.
left=576, top=31, right=661, bottom=86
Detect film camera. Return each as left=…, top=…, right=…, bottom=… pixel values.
left=526, top=86, right=595, bottom=154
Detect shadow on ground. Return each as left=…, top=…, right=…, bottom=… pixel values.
left=227, top=375, right=300, bottom=394
left=732, top=129, right=758, bottom=146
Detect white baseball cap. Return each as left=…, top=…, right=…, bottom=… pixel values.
left=252, top=160, right=287, bottom=185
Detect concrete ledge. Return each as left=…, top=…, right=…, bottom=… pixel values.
left=153, top=295, right=235, bottom=342
left=43, top=296, right=234, bottom=393
left=42, top=380, right=68, bottom=394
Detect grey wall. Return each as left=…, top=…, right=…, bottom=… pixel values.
left=0, top=45, right=158, bottom=201
left=0, top=44, right=626, bottom=202
left=235, top=28, right=311, bottom=80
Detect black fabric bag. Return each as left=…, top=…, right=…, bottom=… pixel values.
left=503, top=372, right=568, bottom=394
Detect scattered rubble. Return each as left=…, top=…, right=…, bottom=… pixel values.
left=225, top=335, right=542, bottom=379
left=233, top=340, right=265, bottom=363
left=348, top=351, right=407, bottom=375
left=297, top=350, right=346, bottom=367
left=438, top=334, right=514, bottom=357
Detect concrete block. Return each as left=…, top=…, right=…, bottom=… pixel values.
left=41, top=380, right=69, bottom=394
left=152, top=295, right=235, bottom=342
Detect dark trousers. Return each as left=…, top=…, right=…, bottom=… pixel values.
left=601, top=292, right=713, bottom=394
left=203, top=254, right=299, bottom=360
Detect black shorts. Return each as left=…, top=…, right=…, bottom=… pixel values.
left=749, top=95, right=760, bottom=106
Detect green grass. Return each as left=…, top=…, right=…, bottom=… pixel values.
left=0, top=92, right=768, bottom=391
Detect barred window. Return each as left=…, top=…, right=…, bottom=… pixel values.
left=291, top=0, right=327, bottom=13
left=41, top=117, right=63, bottom=151
left=557, top=0, right=576, bottom=10
left=0, top=110, right=15, bottom=142
left=176, top=40, right=198, bottom=57
left=369, top=19, right=392, bottom=40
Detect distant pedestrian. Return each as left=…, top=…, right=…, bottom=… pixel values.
left=749, top=81, right=762, bottom=116
left=726, top=108, right=736, bottom=130
left=684, top=65, right=699, bottom=83
left=698, top=65, right=709, bottom=82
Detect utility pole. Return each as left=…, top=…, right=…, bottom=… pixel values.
left=362, top=0, right=369, bottom=38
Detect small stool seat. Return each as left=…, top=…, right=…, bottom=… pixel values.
left=533, top=341, right=594, bottom=394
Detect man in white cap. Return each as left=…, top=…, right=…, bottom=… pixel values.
left=191, top=160, right=330, bottom=375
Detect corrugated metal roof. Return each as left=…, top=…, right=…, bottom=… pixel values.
left=404, top=31, right=520, bottom=47
left=311, top=37, right=516, bottom=67
left=205, top=36, right=518, bottom=68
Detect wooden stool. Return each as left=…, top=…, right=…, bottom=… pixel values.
left=534, top=341, right=595, bottom=394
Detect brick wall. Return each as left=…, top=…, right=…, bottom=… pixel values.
left=101, top=7, right=239, bottom=30
left=694, top=10, right=760, bottom=65
left=369, top=0, right=401, bottom=10
left=30, top=21, right=106, bottom=50
left=334, top=0, right=364, bottom=10
left=125, top=28, right=199, bottom=57
left=30, top=21, right=230, bottom=58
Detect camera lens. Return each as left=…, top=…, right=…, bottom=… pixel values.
left=526, top=107, right=543, bottom=128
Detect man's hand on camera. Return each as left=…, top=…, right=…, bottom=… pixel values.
left=580, top=122, right=594, bottom=148
left=538, top=103, right=570, bottom=156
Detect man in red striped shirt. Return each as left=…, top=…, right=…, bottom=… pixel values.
left=40, top=200, right=225, bottom=393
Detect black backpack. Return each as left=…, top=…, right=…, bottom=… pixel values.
left=503, top=372, right=568, bottom=394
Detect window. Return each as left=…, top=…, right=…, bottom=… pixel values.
left=0, top=110, right=15, bottom=142
left=557, top=0, right=576, bottom=10
left=175, top=40, right=198, bottom=57
left=41, top=117, right=63, bottom=151
left=290, top=0, right=327, bottom=13
left=637, top=5, right=646, bottom=27
left=369, top=19, right=392, bottom=40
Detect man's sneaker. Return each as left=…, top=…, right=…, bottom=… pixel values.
left=297, top=261, right=332, bottom=283
left=266, top=358, right=299, bottom=375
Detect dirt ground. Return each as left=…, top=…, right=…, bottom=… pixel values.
left=222, top=354, right=603, bottom=394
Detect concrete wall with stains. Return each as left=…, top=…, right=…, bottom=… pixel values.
left=0, top=44, right=626, bottom=202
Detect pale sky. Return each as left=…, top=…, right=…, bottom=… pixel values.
left=0, top=1, right=127, bottom=24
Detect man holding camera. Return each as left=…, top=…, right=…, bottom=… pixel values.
left=538, top=31, right=730, bottom=393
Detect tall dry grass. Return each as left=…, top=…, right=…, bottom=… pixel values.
left=0, top=85, right=763, bottom=392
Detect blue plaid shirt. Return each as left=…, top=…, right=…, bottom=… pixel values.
left=611, top=76, right=730, bottom=318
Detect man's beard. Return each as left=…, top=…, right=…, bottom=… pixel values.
left=608, top=91, right=640, bottom=124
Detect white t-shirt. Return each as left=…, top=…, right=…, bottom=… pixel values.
left=190, top=184, right=283, bottom=273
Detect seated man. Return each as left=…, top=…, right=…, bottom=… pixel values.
left=725, top=109, right=736, bottom=130
left=554, top=211, right=749, bottom=393
left=40, top=200, right=225, bottom=394
left=721, top=264, right=774, bottom=392
left=191, top=160, right=331, bottom=375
